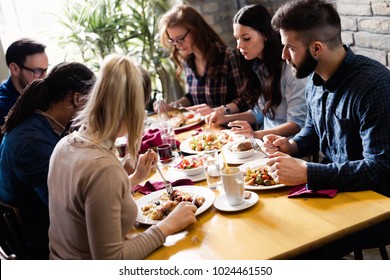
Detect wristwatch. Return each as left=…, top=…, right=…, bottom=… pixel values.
left=223, top=105, right=231, bottom=115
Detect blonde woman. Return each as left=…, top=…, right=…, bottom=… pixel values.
left=47, top=54, right=197, bottom=259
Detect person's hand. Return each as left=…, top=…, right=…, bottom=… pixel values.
left=187, top=103, right=213, bottom=116
left=157, top=202, right=197, bottom=236
left=266, top=152, right=307, bottom=185
left=129, top=149, right=157, bottom=186
left=262, top=134, right=293, bottom=154
left=227, top=120, right=254, bottom=138
left=153, top=100, right=173, bottom=113
left=205, top=109, right=227, bottom=125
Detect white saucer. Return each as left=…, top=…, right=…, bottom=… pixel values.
left=165, top=168, right=206, bottom=182
left=214, top=191, right=258, bottom=212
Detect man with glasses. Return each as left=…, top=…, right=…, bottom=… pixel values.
left=0, top=38, right=48, bottom=131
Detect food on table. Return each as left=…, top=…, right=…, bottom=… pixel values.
left=141, top=190, right=205, bottom=220
left=244, top=165, right=276, bottom=186
left=168, top=111, right=202, bottom=128
left=189, top=131, right=233, bottom=151
left=173, top=155, right=203, bottom=170
left=230, top=139, right=253, bottom=152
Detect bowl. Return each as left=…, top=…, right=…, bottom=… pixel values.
left=171, top=155, right=205, bottom=176
left=222, top=140, right=255, bottom=159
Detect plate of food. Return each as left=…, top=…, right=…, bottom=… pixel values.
left=171, top=155, right=204, bottom=176
left=136, top=186, right=215, bottom=225
left=179, top=131, right=240, bottom=154
left=239, top=159, right=287, bottom=190
left=165, top=167, right=206, bottom=182
left=222, top=139, right=255, bottom=159
left=167, top=111, right=204, bottom=132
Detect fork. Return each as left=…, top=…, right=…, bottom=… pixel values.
left=248, top=135, right=269, bottom=158
left=155, top=164, right=174, bottom=200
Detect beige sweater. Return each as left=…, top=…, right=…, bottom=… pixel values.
left=48, top=126, right=165, bottom=259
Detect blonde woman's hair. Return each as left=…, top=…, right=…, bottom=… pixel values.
left=74, top=54, right=144, bottom=159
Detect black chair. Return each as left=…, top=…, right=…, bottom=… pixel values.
left=352, top=219, right=390, bottom=260
left=0, top=245, right=16, bottom=260
left=0, top=201, right=29, bottom=259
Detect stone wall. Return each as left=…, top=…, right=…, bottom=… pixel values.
left=184, top=0, right=390, bottom=67
left=337, top=0, right=390, bottom=67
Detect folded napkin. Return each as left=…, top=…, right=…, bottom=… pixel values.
left=288, top=184, right=338, bottom=198
left=133, top=178, right=194, bottom=195
left=140, top=128, right=180, bottom=153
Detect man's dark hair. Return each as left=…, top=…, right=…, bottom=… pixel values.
left=271, top=0, right=342, bottom=49
left=5, top=38, right=47, bottom=66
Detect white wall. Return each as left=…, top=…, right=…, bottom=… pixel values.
left=0, top=37, right=8, bottom=83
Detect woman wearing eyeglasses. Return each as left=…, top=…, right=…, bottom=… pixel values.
left=154, top=4, right=250, bottom=116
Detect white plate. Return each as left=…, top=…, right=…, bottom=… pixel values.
left=222, top=140, right=254, bottom=159
left=214, top=191, right=258, bottom=212
left=179, top=131, right=244, bottom=155
left=171, top=155, right=204, bottom=176
left=165, top=168, right=206, bottom=182
left=136, top=186, right=215, bottom=225
left=179, top=137, right=201, bottom=154
left=239, top=159, right=287, bottom=190
left=174, top=114, right=204, bottom=133
left=219, top=151, right=267, bottom=165
left=148, top=112, right=204, bottom=133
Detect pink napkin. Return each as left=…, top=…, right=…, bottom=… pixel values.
left=133, top=178, right=194, bottom=195
left=288, top=184, right=338, bottom=198
left=140, top=128, right=180, bottom=153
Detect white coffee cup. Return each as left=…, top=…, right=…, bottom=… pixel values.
left=221, top=167, right=245, bottom=206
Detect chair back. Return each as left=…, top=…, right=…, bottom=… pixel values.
left=0, top=201, right=29, bottom=259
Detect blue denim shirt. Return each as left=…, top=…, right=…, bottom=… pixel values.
left=293, top=46, right=390, bottom=196
left=0, top=112, right=61, bottom=259
left=0, top=77, right=20, bottom=127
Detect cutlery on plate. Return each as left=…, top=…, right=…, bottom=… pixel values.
left=248, top=135, right=269, bottom=158
left=155, top=164, right=174, bottom=200
left=192, top=194, right=198, bottom=206
left=172, top=102, right=189, bottom=113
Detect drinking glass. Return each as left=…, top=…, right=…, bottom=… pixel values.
left=202, top=149, right=222, bottom=189
left=160, top=120, right=177, bottom=152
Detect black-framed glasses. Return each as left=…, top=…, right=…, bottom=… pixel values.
left=16, top=63, right=48, bottom=78
left=168, top=30, right=190, bottom=46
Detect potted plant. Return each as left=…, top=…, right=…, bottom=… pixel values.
left=52, top=0, right=183, bottom=110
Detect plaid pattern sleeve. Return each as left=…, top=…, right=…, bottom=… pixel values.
left=185, top=44, right=246, bottom=109
left=300, top=47, right=390, bottom=196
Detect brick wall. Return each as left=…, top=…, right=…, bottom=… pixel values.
left=184, top=0, right=390, bottom=67
left=337, top=0, right=390, bottom=67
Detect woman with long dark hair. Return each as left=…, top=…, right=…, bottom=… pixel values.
left=206, top=4, right=307, bottom=139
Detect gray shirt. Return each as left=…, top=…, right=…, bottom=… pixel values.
left=250, top=62, right=307, bottom=130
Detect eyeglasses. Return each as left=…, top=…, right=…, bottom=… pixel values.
left=168, top=30, right=190, bottom=46
left=16, top=63, right=48, bottom=78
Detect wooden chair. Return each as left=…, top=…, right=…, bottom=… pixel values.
left=0, top=201, right=29, bottom=259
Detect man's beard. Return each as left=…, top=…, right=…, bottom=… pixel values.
left=17, top=76, right=29, bottom=92
left=292, top=48, right=318, bottom=79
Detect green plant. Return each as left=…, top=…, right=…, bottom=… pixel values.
left=52, top=0, right=181, bottom=107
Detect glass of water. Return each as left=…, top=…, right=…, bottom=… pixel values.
left=202, top=149, right=222, bottom=189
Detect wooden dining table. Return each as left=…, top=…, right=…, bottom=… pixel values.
left=132, top=119, right=390, bottom=260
